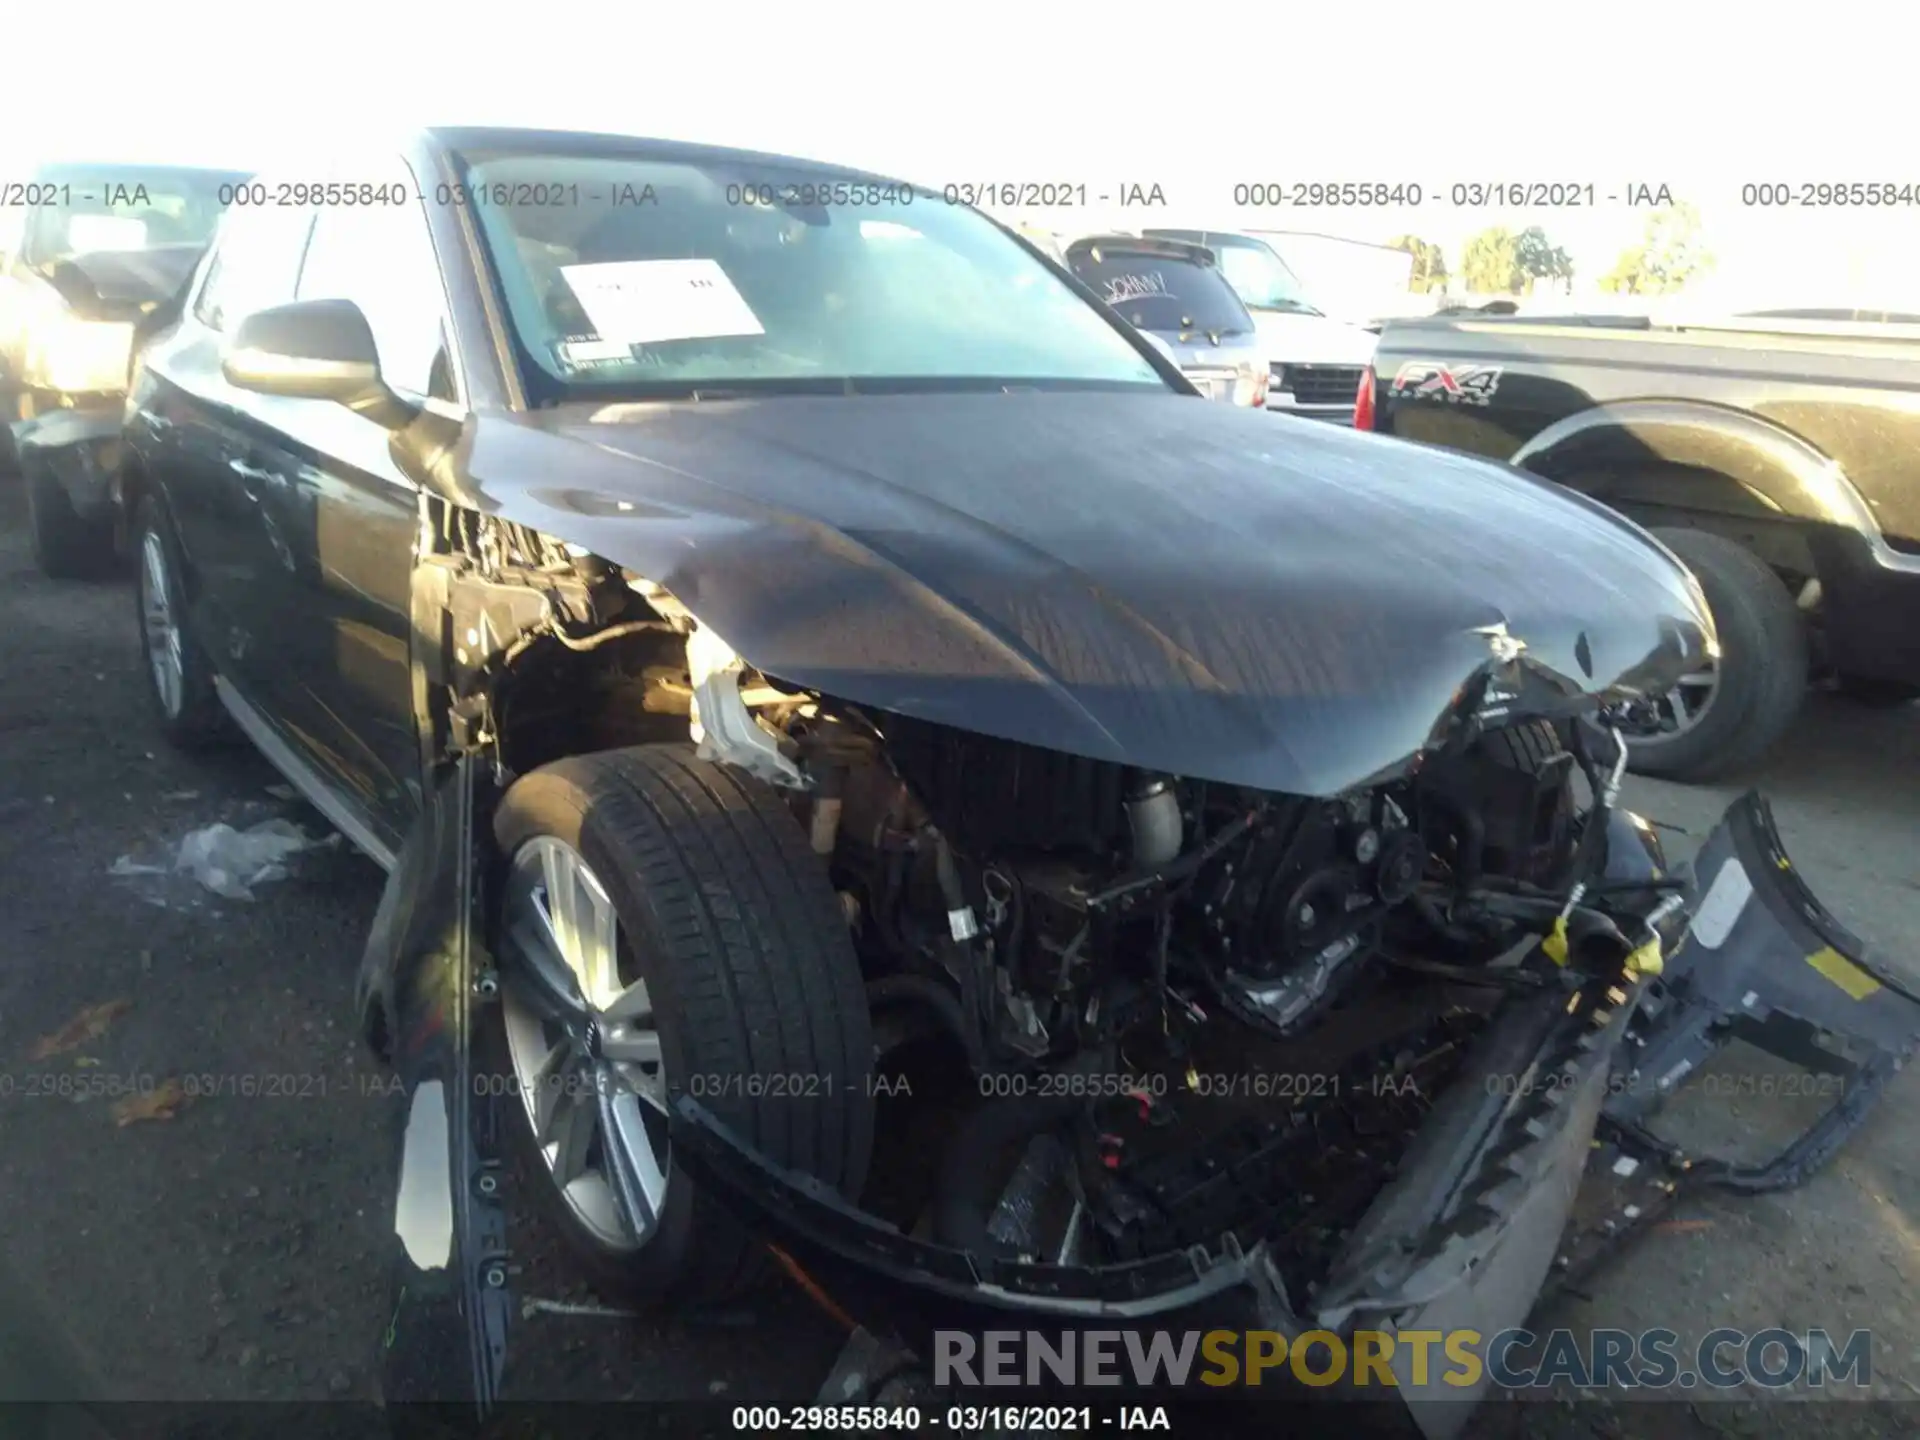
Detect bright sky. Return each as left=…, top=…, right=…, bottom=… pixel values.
left=5, top=1, right=1916, bottom=303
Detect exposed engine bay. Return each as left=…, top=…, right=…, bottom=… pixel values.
left=430, top=520, right=1677, bottom=1300
left=801, top=704, right=1616, bottom=1294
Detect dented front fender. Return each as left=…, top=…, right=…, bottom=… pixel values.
left=356, top=758, right=512, bottom=1422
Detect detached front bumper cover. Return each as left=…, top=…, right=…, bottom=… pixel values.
left=1599, top=790, right=1920, bottom=1189
left=1544, top=790, right=1920, bottom=1345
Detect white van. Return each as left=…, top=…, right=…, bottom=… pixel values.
left=1143, top=228, right=1376, bottom=423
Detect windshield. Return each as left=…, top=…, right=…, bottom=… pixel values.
left=453, top=150, right=1167, bottom=401
left=20, top=165, right=245, bottom=270
left=1208, top=238, right=1321, bottom=314
left=1152, top=231, right=1320, bottom=315
left=1064, top=244, right=1253, bottom=335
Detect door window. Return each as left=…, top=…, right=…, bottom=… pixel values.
left=192, top=190, right=315, bottom=332
left=296, top=193, right=456, bottom=402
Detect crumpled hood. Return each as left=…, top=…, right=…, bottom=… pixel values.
left=463, top=390, right=1710, bottom=796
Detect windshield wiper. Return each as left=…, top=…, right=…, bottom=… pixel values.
left=1256, top=299, right=1324, bottom=317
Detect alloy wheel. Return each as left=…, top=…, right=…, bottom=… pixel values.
left=498, top=836, right=669, bottom=1252
left=1622, top=659, right=1720, bottom=745
left=139, top=529, right=184, bottom=719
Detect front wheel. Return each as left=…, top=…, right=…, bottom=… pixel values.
left=487, top=744, right=875, bottom=1306
left=1621, top=528, right=1809, bottom=783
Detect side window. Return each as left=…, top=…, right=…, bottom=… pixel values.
left=296, top=195, right=455, bottom=402
left=194, top=194, right=315, bottom=333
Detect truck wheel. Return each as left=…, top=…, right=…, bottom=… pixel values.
left=0, top=388, right=29, bottom=478
left=23, top=447, right=117, bottom=579
left=1623, top=528, right=1808, bottom=782
left=131, top=495, right=228, bottom=748
left=487, top=744, right=874, bottom=1306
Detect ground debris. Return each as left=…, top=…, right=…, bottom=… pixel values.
left=112, top=1079, right=187, bottom=1127
left=28, top=998, right=132, bottom=1060
left=107, top=816, right=340, bottom=902
left=175, top=819, right=327, bottom=900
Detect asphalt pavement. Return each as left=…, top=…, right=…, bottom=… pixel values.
left=0, top=478, right=1915, bottom=1433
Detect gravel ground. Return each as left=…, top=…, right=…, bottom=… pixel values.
left=0, top=479, right=1914, bottom=1436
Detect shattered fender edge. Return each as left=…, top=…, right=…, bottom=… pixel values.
left=357, top=757, right=512, bottom=1430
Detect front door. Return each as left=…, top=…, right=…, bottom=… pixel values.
left=242, top=171, right=461, bottom=846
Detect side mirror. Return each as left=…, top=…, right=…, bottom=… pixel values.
left=223, top=298, right=416, bottom=428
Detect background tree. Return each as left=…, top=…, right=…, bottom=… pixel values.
left=1388, top=234, right=1448, bottom=292
left=1461, top=226, right=1523, bottom=294
left=1599, top=203, right=1713, bottom=294
left=1514, top=226, right=1574, bottom=293
left=1599, top=246, right=1648, bottom=294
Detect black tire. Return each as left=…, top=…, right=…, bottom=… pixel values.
left=23, top=447, right=116, bottom=579
left=1834, top=674, right=1920, bottom=707
left=1626, top=528, right=1808, bottom=782
left=0, top=387, right=28, bottom=478
left=488, top=744, right=874, bottom=1306
left=129, top=494, right=227, bottom=748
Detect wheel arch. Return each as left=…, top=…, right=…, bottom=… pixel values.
left=1512, top=399, right=1878, bottom=537
left=114, top=443, right=151, bottom=557
left=117, top=445, right=193, bottom=596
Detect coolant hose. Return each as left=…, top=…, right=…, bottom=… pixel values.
left=865, top=975, right=985, bottom=1071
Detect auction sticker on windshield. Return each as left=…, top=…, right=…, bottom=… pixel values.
left=559, top=258, right=766, bottom=346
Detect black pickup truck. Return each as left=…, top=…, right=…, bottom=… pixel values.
left=1360, top=310, right=1920, bottom=780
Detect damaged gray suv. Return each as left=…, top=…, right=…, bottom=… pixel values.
left=107, top=127, right=1918, bottom=1435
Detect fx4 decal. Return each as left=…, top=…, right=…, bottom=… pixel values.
left=1390, top=360, right=1504, bottom=406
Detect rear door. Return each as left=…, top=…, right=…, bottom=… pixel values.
left=137, top=192, right=316, bottom=711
